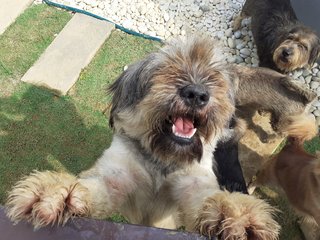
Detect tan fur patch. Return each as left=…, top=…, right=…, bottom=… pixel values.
left=196, top=192, right=280, bottom=240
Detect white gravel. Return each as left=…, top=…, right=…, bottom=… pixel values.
left=36, top=0, right=320, bottom=125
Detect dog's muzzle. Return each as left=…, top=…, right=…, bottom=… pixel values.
left=164, top=84, right=209, bottom=144
left=280, top=48, right=293, bottom=62
left=180, top=84, right=210, bottom=108
left=171, top=116, right=197, bottom=142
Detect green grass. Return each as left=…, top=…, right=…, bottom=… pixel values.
left=0, top=4, right=160, bottom=204
left=0, top=4, right=72, bottom=97
left=304, top=136, right=320, bottom=154
left=69, top=29, right=161, bottom=112
left=0, top=3, right=319, bottom=239
left=255, top=187, right=304, bottom=240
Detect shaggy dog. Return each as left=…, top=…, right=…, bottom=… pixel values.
left=5, top=37, right=280, bottom=240
left=255, top=138, right=320, bottom=240
left=234, top=0, right=320, bottom=73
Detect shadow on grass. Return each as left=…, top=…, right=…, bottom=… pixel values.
left=254, top=187, right=303, bottom=240
left=0, top=85, right=112, bottom=203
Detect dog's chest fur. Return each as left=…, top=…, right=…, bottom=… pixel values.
left=120, top=134, right=218, bottom=188
left=94, top=134, right=219, bottom=225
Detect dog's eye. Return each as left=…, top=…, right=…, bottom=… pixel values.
left=287, top=35, right=294, bottom=40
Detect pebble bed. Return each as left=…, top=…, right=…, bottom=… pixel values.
left=37, top=0, right=320, bottom=125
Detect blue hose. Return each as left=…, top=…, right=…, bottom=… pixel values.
left=42, top=0, right=163, bottom=43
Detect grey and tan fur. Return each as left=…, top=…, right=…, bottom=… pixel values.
left=231, top=65, right=318, bottom=142
left=234, top=0, right=320, bottom=73
left=5, top=36, right=280, bottom=240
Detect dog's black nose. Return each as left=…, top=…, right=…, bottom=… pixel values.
left=282, top=48, right=292, bottom=57
left=180, top=84, right=209, bottom=107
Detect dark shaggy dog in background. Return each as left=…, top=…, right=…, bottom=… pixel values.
left=234, top=0, right=320, bottom=73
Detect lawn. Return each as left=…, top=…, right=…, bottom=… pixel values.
left=0, top=4, right=160, bottom=205
left=0, top=3, right=319, bottom=240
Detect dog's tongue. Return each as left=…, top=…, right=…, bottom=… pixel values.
left=172, top=117, right=197, bottom=138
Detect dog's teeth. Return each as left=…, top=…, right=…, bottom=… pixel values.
left=172, top=125, right=197, bottom=139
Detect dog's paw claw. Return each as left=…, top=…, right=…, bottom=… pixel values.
left=196, top=192, right=280, bottom=240
left=5, top=171, right=90, bottom=228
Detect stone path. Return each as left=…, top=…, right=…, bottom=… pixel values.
left=0, top=0, right=33, bottom=34
left=21, top=13, right=115, bottom=95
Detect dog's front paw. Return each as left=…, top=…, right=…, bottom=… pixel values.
left=6, top=171, right=90, bottom=229
left=196, top=192, right=280, bottom=240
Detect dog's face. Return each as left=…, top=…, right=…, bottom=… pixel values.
left=108, top=37, right=235, bottom=170
left=273, top=26, right=320, bottom=72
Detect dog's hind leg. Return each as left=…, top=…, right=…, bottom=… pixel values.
left=299, top=217, right=320, bottom=240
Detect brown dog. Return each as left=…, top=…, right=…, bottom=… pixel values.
left=234, top=0, right=320, bottom=73
left=231, top=65, right=318, bottom=143
left=214, top=65, right=317, bottom=196
left=213, top=65, right=317, bottom=202
left=256, top=138, right=320, bottom=239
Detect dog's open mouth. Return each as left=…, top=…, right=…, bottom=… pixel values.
left=168, top=116, right=199, bottom=144
left=172, top=117, right=197, bottom=139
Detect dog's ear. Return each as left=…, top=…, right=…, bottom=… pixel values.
left=308, top=38, right=320, bottom=66
left=107, top=55, right=155, bottom=127
left=279, top=77, right=317, bottom=105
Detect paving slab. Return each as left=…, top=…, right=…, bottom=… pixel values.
left=21, top=13, right=115, bottom=95
left=239, top=113, right=284, bottom=184
left=0, top=0, right=33, bottom=34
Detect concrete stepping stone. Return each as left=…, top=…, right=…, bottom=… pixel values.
left=21, top=13, right=115, bottom=95
left=0, top=0, right=33, bottom=34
